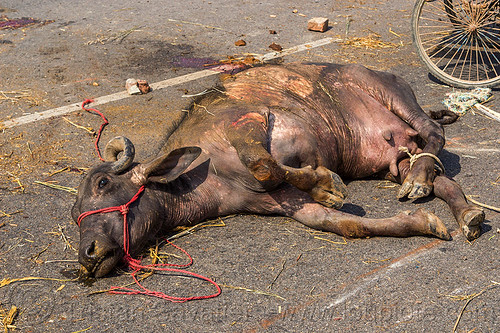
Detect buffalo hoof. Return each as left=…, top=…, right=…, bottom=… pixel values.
left=398, top=177, right=433, bottom=200
left=309, top=167, right=348, bottom=209
left=461, top=208, right=484, bottom=241
left=410, top=208, right=451, bottom=240
left=408, top=183, right=433, bottom=199
left=398, top=157, right=436, bottom=200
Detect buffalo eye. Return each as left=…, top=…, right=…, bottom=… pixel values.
left=98, top=178, right=109, bottom=189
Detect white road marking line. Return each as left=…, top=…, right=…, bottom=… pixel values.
left=258, top=37, right=341, bottom=62
left=1, top=92, right=129, bottom=129
left=446, top=147, right=500, bottom=154
left=324, top=245, right=434, bottom=310
left=1, top=37, right=341, bottom=129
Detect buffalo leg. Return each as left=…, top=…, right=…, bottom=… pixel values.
left=338, top=64, right=445, bottom=199
left=433, top=176, right=484, bottom=240
left=270, top=186, right=451, bottom=240
left=389, top=159, right=484, bottom=240
left=225, top=110, right=347, bottom=208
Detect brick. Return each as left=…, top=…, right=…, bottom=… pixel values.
left=137, top=80, right=151, bottom=94
left=235, top=39, right=247, bottom=46
left=307, top=17, right=329, bottom=32
left=125, top=78, right=141, bottom=95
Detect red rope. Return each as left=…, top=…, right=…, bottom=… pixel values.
left=110, top=240, right=221, bottom=302
left=81, top=99, right=108, bottom=162
left=79, top=99, right=221, bottom=301
left=77, top=186, right=221, bottom=302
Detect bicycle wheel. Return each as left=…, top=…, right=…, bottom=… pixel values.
left=412, top=0, right=500, bottom=88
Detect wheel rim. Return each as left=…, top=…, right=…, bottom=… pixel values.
left=415, top=0, right=500, bottom=85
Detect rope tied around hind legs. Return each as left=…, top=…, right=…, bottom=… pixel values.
left=398, top=146, right=445, bottom=175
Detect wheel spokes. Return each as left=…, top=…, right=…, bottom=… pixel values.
left=416, top=0, right=500, bottom=83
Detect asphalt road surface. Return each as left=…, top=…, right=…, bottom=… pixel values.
left=1, top=0, right=498, bottom=332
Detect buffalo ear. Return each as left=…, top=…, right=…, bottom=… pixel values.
left=131, top=147, right=202, bottom=185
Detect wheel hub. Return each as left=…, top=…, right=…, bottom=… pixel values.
left=467, top=22, right=479, bottom=33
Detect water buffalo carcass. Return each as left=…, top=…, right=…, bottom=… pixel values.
left=72, top=63, right=484, bottom=278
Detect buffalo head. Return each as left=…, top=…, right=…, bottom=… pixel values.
left=72, top=136, right=201, bottom=277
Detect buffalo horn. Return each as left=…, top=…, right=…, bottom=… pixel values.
left=103, top=136, right=136, bottom=173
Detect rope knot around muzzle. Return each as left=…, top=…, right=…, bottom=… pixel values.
left=119, top=205, right=129, bottom=215
left=76, top=185, right=221, bottom=301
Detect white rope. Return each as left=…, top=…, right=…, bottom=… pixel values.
left=398, top=146, right=445, bottom=174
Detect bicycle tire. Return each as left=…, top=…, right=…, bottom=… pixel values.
left=412, top=0, right=500, bottom=88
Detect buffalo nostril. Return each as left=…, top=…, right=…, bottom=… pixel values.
left=85, top=241, right=97, bottom=259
